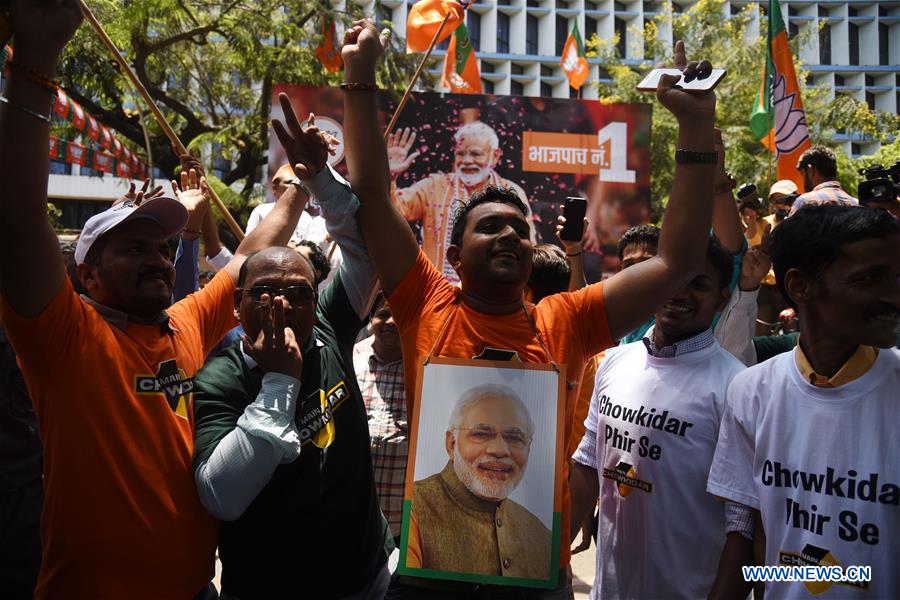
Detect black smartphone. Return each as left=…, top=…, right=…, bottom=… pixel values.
left=560, top=197, right=587, bottom=242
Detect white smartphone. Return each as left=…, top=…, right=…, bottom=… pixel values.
left=635, top=68, right=727, bottom=92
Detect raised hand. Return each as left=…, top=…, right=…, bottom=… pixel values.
left=113, top=179, right=165, bottom=207
left=9, top=0, right=83, bottom=74
left=386, top=128, right=420, bottom=179
left=341, top=19, right=390, bottom=84
left=555, top=212, right=588, bottom=256
left=739, top=247, right=771, bottom=292
left=271, top=95, right=332, bottom=181
left=241, top=295, right=304, bottom=380
left=656, top=40, right=716, bottom=125
left=171, top=168, right=211, bottom=239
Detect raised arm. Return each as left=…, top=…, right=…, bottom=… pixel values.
left=711, top=129, right=745, bottom=255
left=0, top=1, right=83, bottom=317
left=602, top=41, right=717, bottom=340
left=341, top=21, right=420, bottom=295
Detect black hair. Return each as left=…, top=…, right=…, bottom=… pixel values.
left=769, top=204, right=900, bottom=309
left=297, top=240, right=331, bottom=286
left=616, top=224, right=660, bottom=261
left=706, top=235, right=734, bottom=290
left=449, top=185, right=530, bottom=248
left=739, top=198, right=763, bottom=217
left=797, top=145, right=838, bottom=179
left=528, top=243, right=571, bottom=303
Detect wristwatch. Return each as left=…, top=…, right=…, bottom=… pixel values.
left=675, top=149, right=718, bottom=164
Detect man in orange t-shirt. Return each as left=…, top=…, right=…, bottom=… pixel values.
left=0, top=5, right=332, bottom=596
left=334, top=22, right=720, bottom=597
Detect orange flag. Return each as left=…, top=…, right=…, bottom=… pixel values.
left=749, top=0, right=810, bottom=190
left=441, top=23, right=482, bottom=94
left=560, top=21, right=589, bottom=90
left=406, top=0, right=465, bottom=53
left=315, top=16, right=343, bottom=72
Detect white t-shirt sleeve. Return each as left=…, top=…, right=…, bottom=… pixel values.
left=245, top=203, right=269, bottom=235
left=707, top=376, right=760, bottom=510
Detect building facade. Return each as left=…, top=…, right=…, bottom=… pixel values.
left=375, top=0, right=899, bottom=157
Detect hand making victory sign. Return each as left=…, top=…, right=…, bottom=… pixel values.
left=271, top=97, right=339, bottom=181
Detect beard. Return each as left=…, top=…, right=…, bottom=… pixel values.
left=456, top=165, right=492, bottom=188
left=453, top=444, right=524, bottom=502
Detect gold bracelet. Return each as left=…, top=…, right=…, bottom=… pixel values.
left=340, top=82, right=378, bottom=91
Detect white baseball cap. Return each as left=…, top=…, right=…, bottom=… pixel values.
left=768, top=179, right=798, bottom=199
left=75, top=197, right=188, bottom=265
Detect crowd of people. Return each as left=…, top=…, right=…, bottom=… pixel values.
left=0, top=2, right=898, bottom=600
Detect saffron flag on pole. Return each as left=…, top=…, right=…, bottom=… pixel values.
left=315, top=15, right=343, bottom=73
left=749, top=0, right=810, bottom=189
left=441, top=23, right=482, bottom=94
left=406, top=0, right=465, bottom=53
left=561, top=21, right=589, bottom=90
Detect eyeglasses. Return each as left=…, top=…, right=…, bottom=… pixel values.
left=457, top=427, right=531, bottom=449
left=240, top=285, right=315, bottom=306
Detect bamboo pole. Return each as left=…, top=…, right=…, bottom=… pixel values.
left=78, top=0, right=245, bottom=241
left=383, top=12, right=453, bottom=141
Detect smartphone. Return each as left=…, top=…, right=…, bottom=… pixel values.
left=636, top=68, right=727, bottom=92
left=560, top=197, right=587, bottom=242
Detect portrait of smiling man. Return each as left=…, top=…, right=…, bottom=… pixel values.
left=407, top=384, right=552, bottom=580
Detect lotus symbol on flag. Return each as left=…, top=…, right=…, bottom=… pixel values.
left=563, top=45, right=581, bottom=74
left=772, top=73, right=809, bottom=155
left=448, top=71, right=470, bottom=90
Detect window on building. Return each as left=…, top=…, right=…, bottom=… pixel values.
left=805, top=73, right=814, bottom=86
left=556, top=0, right=569, bottom=8
left=819, top=23, right=831, bottom=64
left=865, top=92, right=875, bottom=110
left=643, top=0, right=654, bottom=13
left=570, top=86, right=580, bottom=98
left=730, top=2, right=741, bottom=16
left=541, top=82, right=553, bottom=97
left=497, top=12, right=510, bottom=53
left=585, top=0, right=600, bottom=10
left=481, top=61, right=495, bottom=73
left=879, top=23, right=889, bottom=66
left=615, top=17, right=627, bottom=56
left=511, top=63, right=525, bottom=75
left=375, top=3, right=394, bottom=26
left=865, top=74, right=874, bottom=86
left=468, top=11, right=481, bottom=51
left=527, top=0, right=541, bottom=7
left=541, top=65, right=554, bottom=76
left=526, top=14, right=539, bottom=54
left=849, top=23, right=859, bottom=65
left=834, top=73, right=845, bottom=86
left=597, top=66, right=610, bottom=79
left=511, top=81, right=524, bottom=95
left=788, top=6, right=797, bottom=16
left=587, top=16, right=600, bottom=38
left=878, top=5, right=888, bottom=17
left=556, top=15, right=569, bottom=56
left=788, top=21, right=798, bottom=39
left=818, top=6, right=828, bottom=18
left=614, top=1, right=626, bottom=11
left=672, top=2, right=683, bottom=14
left=848, top=7, right=857, bottom=17
left=851, top=143, right=861, bottom=156
left=482, top=79, right=494, bottom=94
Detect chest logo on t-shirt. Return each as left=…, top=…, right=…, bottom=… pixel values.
left=602, top=460, right=652, bottom=497
left=134, top=359, right=193, bottom=419
left=779, top=544, right=870, bottom=593
left=297, top=381, right=350, bottom=449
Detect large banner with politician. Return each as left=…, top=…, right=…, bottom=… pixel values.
left=269, top=85, right=652, bottom=279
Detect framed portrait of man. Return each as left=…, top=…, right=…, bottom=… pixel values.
left=398, top=357, right=566, bottom=588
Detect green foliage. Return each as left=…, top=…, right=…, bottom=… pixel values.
left=587, top=0, right=899, bottom=221
left=59, top=0, right=428, bottom=209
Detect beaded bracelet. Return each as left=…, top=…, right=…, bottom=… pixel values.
left=340, top=82, right=378, bottom=91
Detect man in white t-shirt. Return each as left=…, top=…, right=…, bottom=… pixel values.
left=707, top=204, right=900, bottom=599
left=570, top=236, right=748, bottom=599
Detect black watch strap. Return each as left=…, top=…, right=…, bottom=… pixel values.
left=675, top=149, right=717, bottom=164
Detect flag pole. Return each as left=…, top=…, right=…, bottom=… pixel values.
left=384, top=12, right=453, bottom=141
left=77, top=0, right=245, bottom=241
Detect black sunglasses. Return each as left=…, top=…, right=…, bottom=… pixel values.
left=240, top=285, right=315, bottom=306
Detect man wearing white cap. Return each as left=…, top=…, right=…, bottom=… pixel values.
left=0, top=4, right=336, bottom=596
left=764, top=179, right=798, bottom=233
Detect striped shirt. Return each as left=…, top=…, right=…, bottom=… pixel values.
left=353, top=336, right=407, bottom=537
left=789, top=181, right=858, bottom=216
